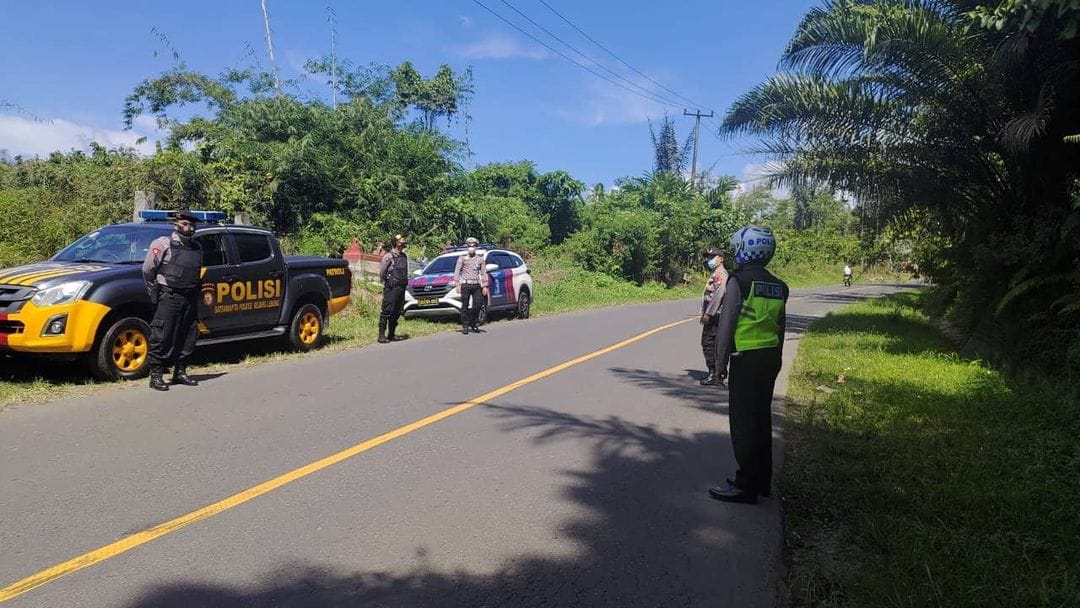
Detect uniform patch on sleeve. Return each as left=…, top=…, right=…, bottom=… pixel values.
left=152, top=247, right=161, bottom=256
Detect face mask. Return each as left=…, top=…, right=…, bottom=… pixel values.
left=468, top=246, right=477, bottom=255
left=707, top=257, right=719, bottom=270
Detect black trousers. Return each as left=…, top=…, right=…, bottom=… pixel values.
left=460, top=283, right=483, bottom=328
left=379, top=285, right=406, bottom=336
left=701, top=317, right=718, bottom=372
left=148, top=287, right=198, bottom=368
left=728, top=347, right=782, bottom=494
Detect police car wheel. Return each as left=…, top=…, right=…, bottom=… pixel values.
left=89, top=317, right=152, bottom=381
left=516, top=289, right=531, bottom=320
left=287, top=303, right=325, bottom=351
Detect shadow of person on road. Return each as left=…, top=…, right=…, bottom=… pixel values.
left=119, top=405, right=778, bottom=608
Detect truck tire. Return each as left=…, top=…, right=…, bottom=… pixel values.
left=89, top=317, right=152, bottom=381
left=286, top=303, right=325, bottom=351
left=516, top=287, right=532, bottom=320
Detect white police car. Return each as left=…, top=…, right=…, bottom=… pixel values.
left=403, top=245, right=533, bottom=324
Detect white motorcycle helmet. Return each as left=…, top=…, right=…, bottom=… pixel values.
left=729, top=226, right=777, bottom=268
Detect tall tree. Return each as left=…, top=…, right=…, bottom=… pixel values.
left=648, top=115, right=693, bottom=175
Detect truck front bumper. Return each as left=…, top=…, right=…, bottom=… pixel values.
left=0, top=300, right=111, bottom=354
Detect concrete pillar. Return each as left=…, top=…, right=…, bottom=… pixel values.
left=133, top=191, right=156, bottom=222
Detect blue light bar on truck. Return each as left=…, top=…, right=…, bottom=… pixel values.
left=138, top=210, right=227, bottom=222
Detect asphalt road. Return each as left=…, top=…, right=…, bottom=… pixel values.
left=0, top=283, right=910, bottom=607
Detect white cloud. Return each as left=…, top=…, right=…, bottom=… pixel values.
left=451, top=31, right=547, bottom=60
left=555, top=78, right=670, bottom=126
left=458, top=15, right=474, bottom=28
left=736, top=161, right=789, bottom=197
left=0, top=114, right=160, bottom=158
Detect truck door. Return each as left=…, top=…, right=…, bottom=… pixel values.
left=194, top=231, right=234, bottom=337
left=218, top=231, right=284, bottom=332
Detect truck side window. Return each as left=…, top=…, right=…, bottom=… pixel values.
left=491, top=253, right=514, bottom=270
left=234, top=234, right=273, bottom=264
left=196, top=234, right=228, bottom=267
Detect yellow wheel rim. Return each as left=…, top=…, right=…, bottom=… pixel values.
left=299, top=312, right=321, bottom=345
left=111, top=329, right=148, bottom=372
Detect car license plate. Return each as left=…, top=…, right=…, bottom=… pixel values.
left=418, top=297, right=439, bottom=307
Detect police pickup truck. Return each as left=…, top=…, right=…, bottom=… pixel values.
left=0, top=210, right=352, bottom=381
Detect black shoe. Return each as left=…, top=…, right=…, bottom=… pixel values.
left=171, top=366, right=198, bottom=386
left=149, top=368, right=169, bottom=392
left=390, top=334, right=406, bottom=342
left=709, top=485, right=758, bottom=504
left=377, top=336, right=390, bottom=344
left=726, top=477, right=770, bottom=498
left=461, top=326, right=470, bottom=335
left=700, top=372, right=715, bottom=386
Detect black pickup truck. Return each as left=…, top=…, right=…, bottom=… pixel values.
left=0, top=211, right=352, bottom=380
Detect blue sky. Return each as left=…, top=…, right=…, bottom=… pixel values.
left=0, top=0, right=817, bottom=188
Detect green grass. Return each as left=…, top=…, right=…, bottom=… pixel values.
left=783, top=292, right=1080, bottom=607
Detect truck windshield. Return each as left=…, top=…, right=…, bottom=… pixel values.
left=53, top=226, right=170, bottom=264
left=422, top=256, right=461, bottom=275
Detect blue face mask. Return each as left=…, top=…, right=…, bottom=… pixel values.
left=707, top=257, right=719, bottom=270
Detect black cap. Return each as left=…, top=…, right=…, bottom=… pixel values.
left=174, top=210, right=198, bottom=223
left=704, top=247, right=725, bottom=258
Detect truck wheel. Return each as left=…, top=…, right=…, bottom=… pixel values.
left=516, top=288, right=532, bottom=320
left=287, top=303, right=325, bottom=351
left=89, top=317, right=152, bottom=381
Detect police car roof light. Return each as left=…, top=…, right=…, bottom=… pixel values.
left=138, top=210, right=227, bottom=223
left=449, top=243, right=496, bottom=252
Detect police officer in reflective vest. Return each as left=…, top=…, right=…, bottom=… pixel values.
left=378, top=234, right=409, bottom=344
left=708, top=226, right=789, bottom=504
left=142, top=210, right=203, bottom=391
left=699, top=247, right=728, bottom=385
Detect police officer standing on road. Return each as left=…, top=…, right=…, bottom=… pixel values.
left=378, top=234, right=409, bottom=344
left=142, top=210, right=203, bottom=392
left=699, top=247, right=728, bottom=386
left=452, top=237, right=489, bottom=335
left=708, top=226, right=789, bottom=504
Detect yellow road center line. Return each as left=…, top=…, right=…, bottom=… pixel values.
left=0, top=317, right=692, bottom=603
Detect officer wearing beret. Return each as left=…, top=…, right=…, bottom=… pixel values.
left=142, top=210, right=203, bottom=391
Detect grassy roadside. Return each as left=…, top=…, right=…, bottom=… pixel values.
left=782, top=292, right=1079, bottom=606
left=774, top=261, right=908, bottom=289
left=0, top=258, right=697, bottom=409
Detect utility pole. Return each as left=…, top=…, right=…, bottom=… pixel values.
left=260, top=0, right=281, bottom=95
left=683, top=109, right=714, bottom=186
left=328, top=3, right=338, bottom=109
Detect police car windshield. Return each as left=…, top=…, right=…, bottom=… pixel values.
left=53, top=226, right=169, bottom=264
left=422, top=255, right=463, bottom=275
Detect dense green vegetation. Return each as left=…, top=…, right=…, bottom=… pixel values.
left=784, top=292, right=1079, bottom=607
left=723, top=0, right=1080, bottom=374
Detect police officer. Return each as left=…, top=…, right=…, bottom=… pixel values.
left=378, top=234, right=409, bottom=344
left=699, top=247, right=728, bottom=385
left=452, top=237, right=489, bottom=335
left=142, top=210, right=203, bottom=391
left=708, top=226, right=789, bottom=504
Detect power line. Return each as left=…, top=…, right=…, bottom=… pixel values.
left=496, top=0, right=688, bottom=109
left=536, top=0, right=715, bottom=114
left=470, top=0, right=683, bottom=110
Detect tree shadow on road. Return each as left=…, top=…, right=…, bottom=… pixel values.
left=607, top=366, right=730, bottom=415
left=120, top=405, right=777, bottom=608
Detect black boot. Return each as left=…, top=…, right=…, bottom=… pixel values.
left=378, top=319, right=389, bottom=344
left=388, top=322, right=405, bottom=341
left=171, top=365, right=198, bottom=386
left=461, top=325, right=470, bottom=335
left=700, top=371, right=716, bottom=386
left=149, top=367, right=169, bottom=392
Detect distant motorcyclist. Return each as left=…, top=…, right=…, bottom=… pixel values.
left=699, top=247, right=728, bottom=385
left=843, top=263, right=853, bottom=287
